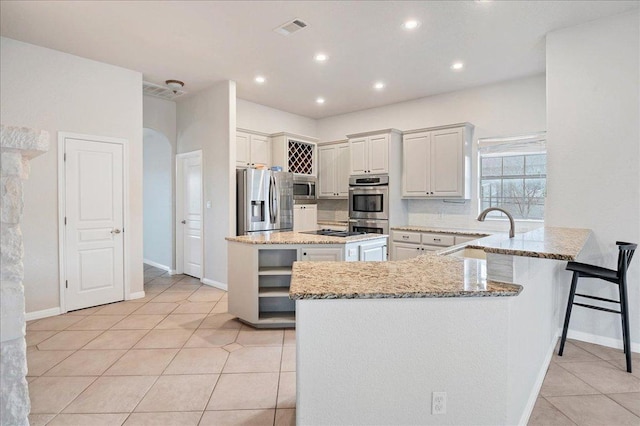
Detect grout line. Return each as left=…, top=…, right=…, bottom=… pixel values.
left=601, top=393, right=640, bottom=420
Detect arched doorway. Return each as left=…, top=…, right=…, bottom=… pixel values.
left=143, top=128, right=173, bottom=272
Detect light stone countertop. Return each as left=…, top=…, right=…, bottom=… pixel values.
left=391, top=225, right=491, bottom=237
left=289, top=226, right=591, bottom=300
left=466, top=227, right=592, bottom=261
left=289, top=254, right=522, bottom=300
left=225, top=231, right=388, bottom=245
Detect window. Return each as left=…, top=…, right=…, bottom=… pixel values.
left=478, top=133, right=546, bottom=220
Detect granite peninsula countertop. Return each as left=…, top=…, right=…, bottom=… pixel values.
left=289, top=254, right=522, bottom=299
left=466, top=227, right=591, bottom=261
left=391, top=225, right=491, bottom=237
left=226, top=231, right=388, bottom=245
left=289, top=226, right=591, bottom=300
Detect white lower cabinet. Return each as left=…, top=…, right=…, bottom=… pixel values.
left=358, top=239, right=387, bottom=261
left=228, top=237, right=388, bottom=328
left=294, top=205, right=318, bottom=232
left=300, top=247, right=343, bottom=261
left=390, top=230, right=476, bottom=260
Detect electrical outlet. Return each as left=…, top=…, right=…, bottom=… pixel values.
left=432, top=391, right=447, bottom=415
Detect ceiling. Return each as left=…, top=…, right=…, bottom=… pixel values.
left=1, top=1, right=637, bottom=119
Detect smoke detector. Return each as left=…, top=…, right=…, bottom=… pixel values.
left=143, top=81, right=186, bottom=100
left=274, top=18, right=308, bottom=36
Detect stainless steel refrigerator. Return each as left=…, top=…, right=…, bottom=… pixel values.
left=237, top=169, right=294, bottom=235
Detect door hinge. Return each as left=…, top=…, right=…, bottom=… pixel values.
left=65, top=280, right=68, bottom=289
left=122, top=228, right=124, bottom=233
left=64, top=153, right=66, bottom=161
left=64, top=217, right=67, bottom=225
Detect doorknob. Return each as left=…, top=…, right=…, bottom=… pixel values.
left=111, top=228, right=121, bottom=234
left=181, top=220, right=186, bottom=224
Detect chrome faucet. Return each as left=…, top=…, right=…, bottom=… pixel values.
left=477, top=207, right=515, bottom=238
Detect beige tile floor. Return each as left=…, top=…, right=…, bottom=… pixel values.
left=26, top=265, right=639, bottom=425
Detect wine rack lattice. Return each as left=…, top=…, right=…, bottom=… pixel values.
left=288, top=139, right=314, bottom=175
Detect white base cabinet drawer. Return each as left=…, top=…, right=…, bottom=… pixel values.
left=392, top=231, right=421, bottom=244
left=421, top=233, right=455, bottom=247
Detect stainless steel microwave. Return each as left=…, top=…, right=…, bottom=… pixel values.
left=293, top=175, right=317, bottom=204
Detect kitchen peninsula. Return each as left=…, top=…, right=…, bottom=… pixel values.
left=226, top=231, right=388, bottom=328
left=291, top=227, right=591, bottom=426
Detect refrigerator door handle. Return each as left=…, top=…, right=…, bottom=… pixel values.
left=269, top=175, right=277, bottom=224
left=273, top=177, right=279, bottom=223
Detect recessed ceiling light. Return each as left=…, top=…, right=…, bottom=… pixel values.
left=402, top=20, right=420, bottom=30
left=314, top=53, right=328, bottom=62
left=316, top=97, right=325, bottom=104
left=451, top=62, right=464, bottom=71
left=374, top=82, right=385, bottom=90
left=254, top=76, right=266, bottom=84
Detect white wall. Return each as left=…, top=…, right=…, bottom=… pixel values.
left=0, top=37, right=144, bottom=313
left=237, top=98, right=317, bottom=137
left=143, top=95, right=177, bottom=270
left=177, top=82, right=236, bottom=288
left=143, top=128, right=173, bottom=269
left=317, top=75, right=547, bottom=232
left=546, top=11, right=640, bottom=348
left=143, top=95, right=176, bottom=149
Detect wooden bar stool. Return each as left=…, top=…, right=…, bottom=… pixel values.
left=558, top=241, right=637, bottom=373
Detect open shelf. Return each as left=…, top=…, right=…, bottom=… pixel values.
left=259, top=287, right=291, bottom=298
left=258, top=266, right=293, bottom=276
left=258, top=311, right=296, bottom=322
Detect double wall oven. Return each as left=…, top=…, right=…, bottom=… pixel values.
left=348, top=174, right=389, bottom=235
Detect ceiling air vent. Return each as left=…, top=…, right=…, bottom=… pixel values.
left=142, top=81, right=186, bottom=101
left=274, top=18, right=308, bottom=36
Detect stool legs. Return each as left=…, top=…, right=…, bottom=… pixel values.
left=559, top=272, right=580, bottom=356
left=618, top=275, right=632, bottom=373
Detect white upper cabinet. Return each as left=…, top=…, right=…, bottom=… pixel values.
left=250, top=134, right=271, bottom=167
left=347, top=130, right=400, bottom=175
left=402, top=123, right=473, bottom=199
left=271, top=132, right=318, bottom=176
left=349, top=137, right=368, bottom=175
left=336, top=144, right=350, bottom=196
left=368, top=134, right=389, bottom=174
left=318, top=141, right=349, bottom=198
left=236, top=130, right=271, bottom=168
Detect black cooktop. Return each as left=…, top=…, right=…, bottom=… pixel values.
left=301, top=229, right=366, bottom=238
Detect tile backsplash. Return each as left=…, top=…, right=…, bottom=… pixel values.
left=317, top=199, right=349, bottom=222
left=316, top=198, right=543, bottom=233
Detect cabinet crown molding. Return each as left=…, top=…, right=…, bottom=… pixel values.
left=318, top=139, right=348, bottom=146
left=346, top=128, right=402, bottom=139
left=270, top=131, right=319, bottom=143
left=402, top=122, right=474, bottom=135
left=236, top=128, right=271, bottom=137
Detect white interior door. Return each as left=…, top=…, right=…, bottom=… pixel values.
left=64, top=137, right=124, bottom=311
left=179, top=153, right=203, bottom=278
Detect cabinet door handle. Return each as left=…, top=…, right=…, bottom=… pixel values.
left=303, top=252, right=307, bottom=256
left=434, top=238, right=441, bottom=242
left=402, top=235, right=409, bottom=239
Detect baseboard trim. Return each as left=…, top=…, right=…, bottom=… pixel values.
left=25, top=307, right=62, bottom=321
left=566, top=329, right=640, bottom=353
left=143, top=259, right=173, bottom=273
left=201, top=278, right=228, bottom=291
left=128, top=291, right=146, bottom=300
left=518, top=329, right=560, bottom=426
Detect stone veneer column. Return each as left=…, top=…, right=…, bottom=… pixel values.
left=1, top=125, right=49, bottom=426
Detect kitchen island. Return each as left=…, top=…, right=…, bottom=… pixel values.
left=226, top=231, right=388, bottom=328
left=291, top=227, right=591, bottom=425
